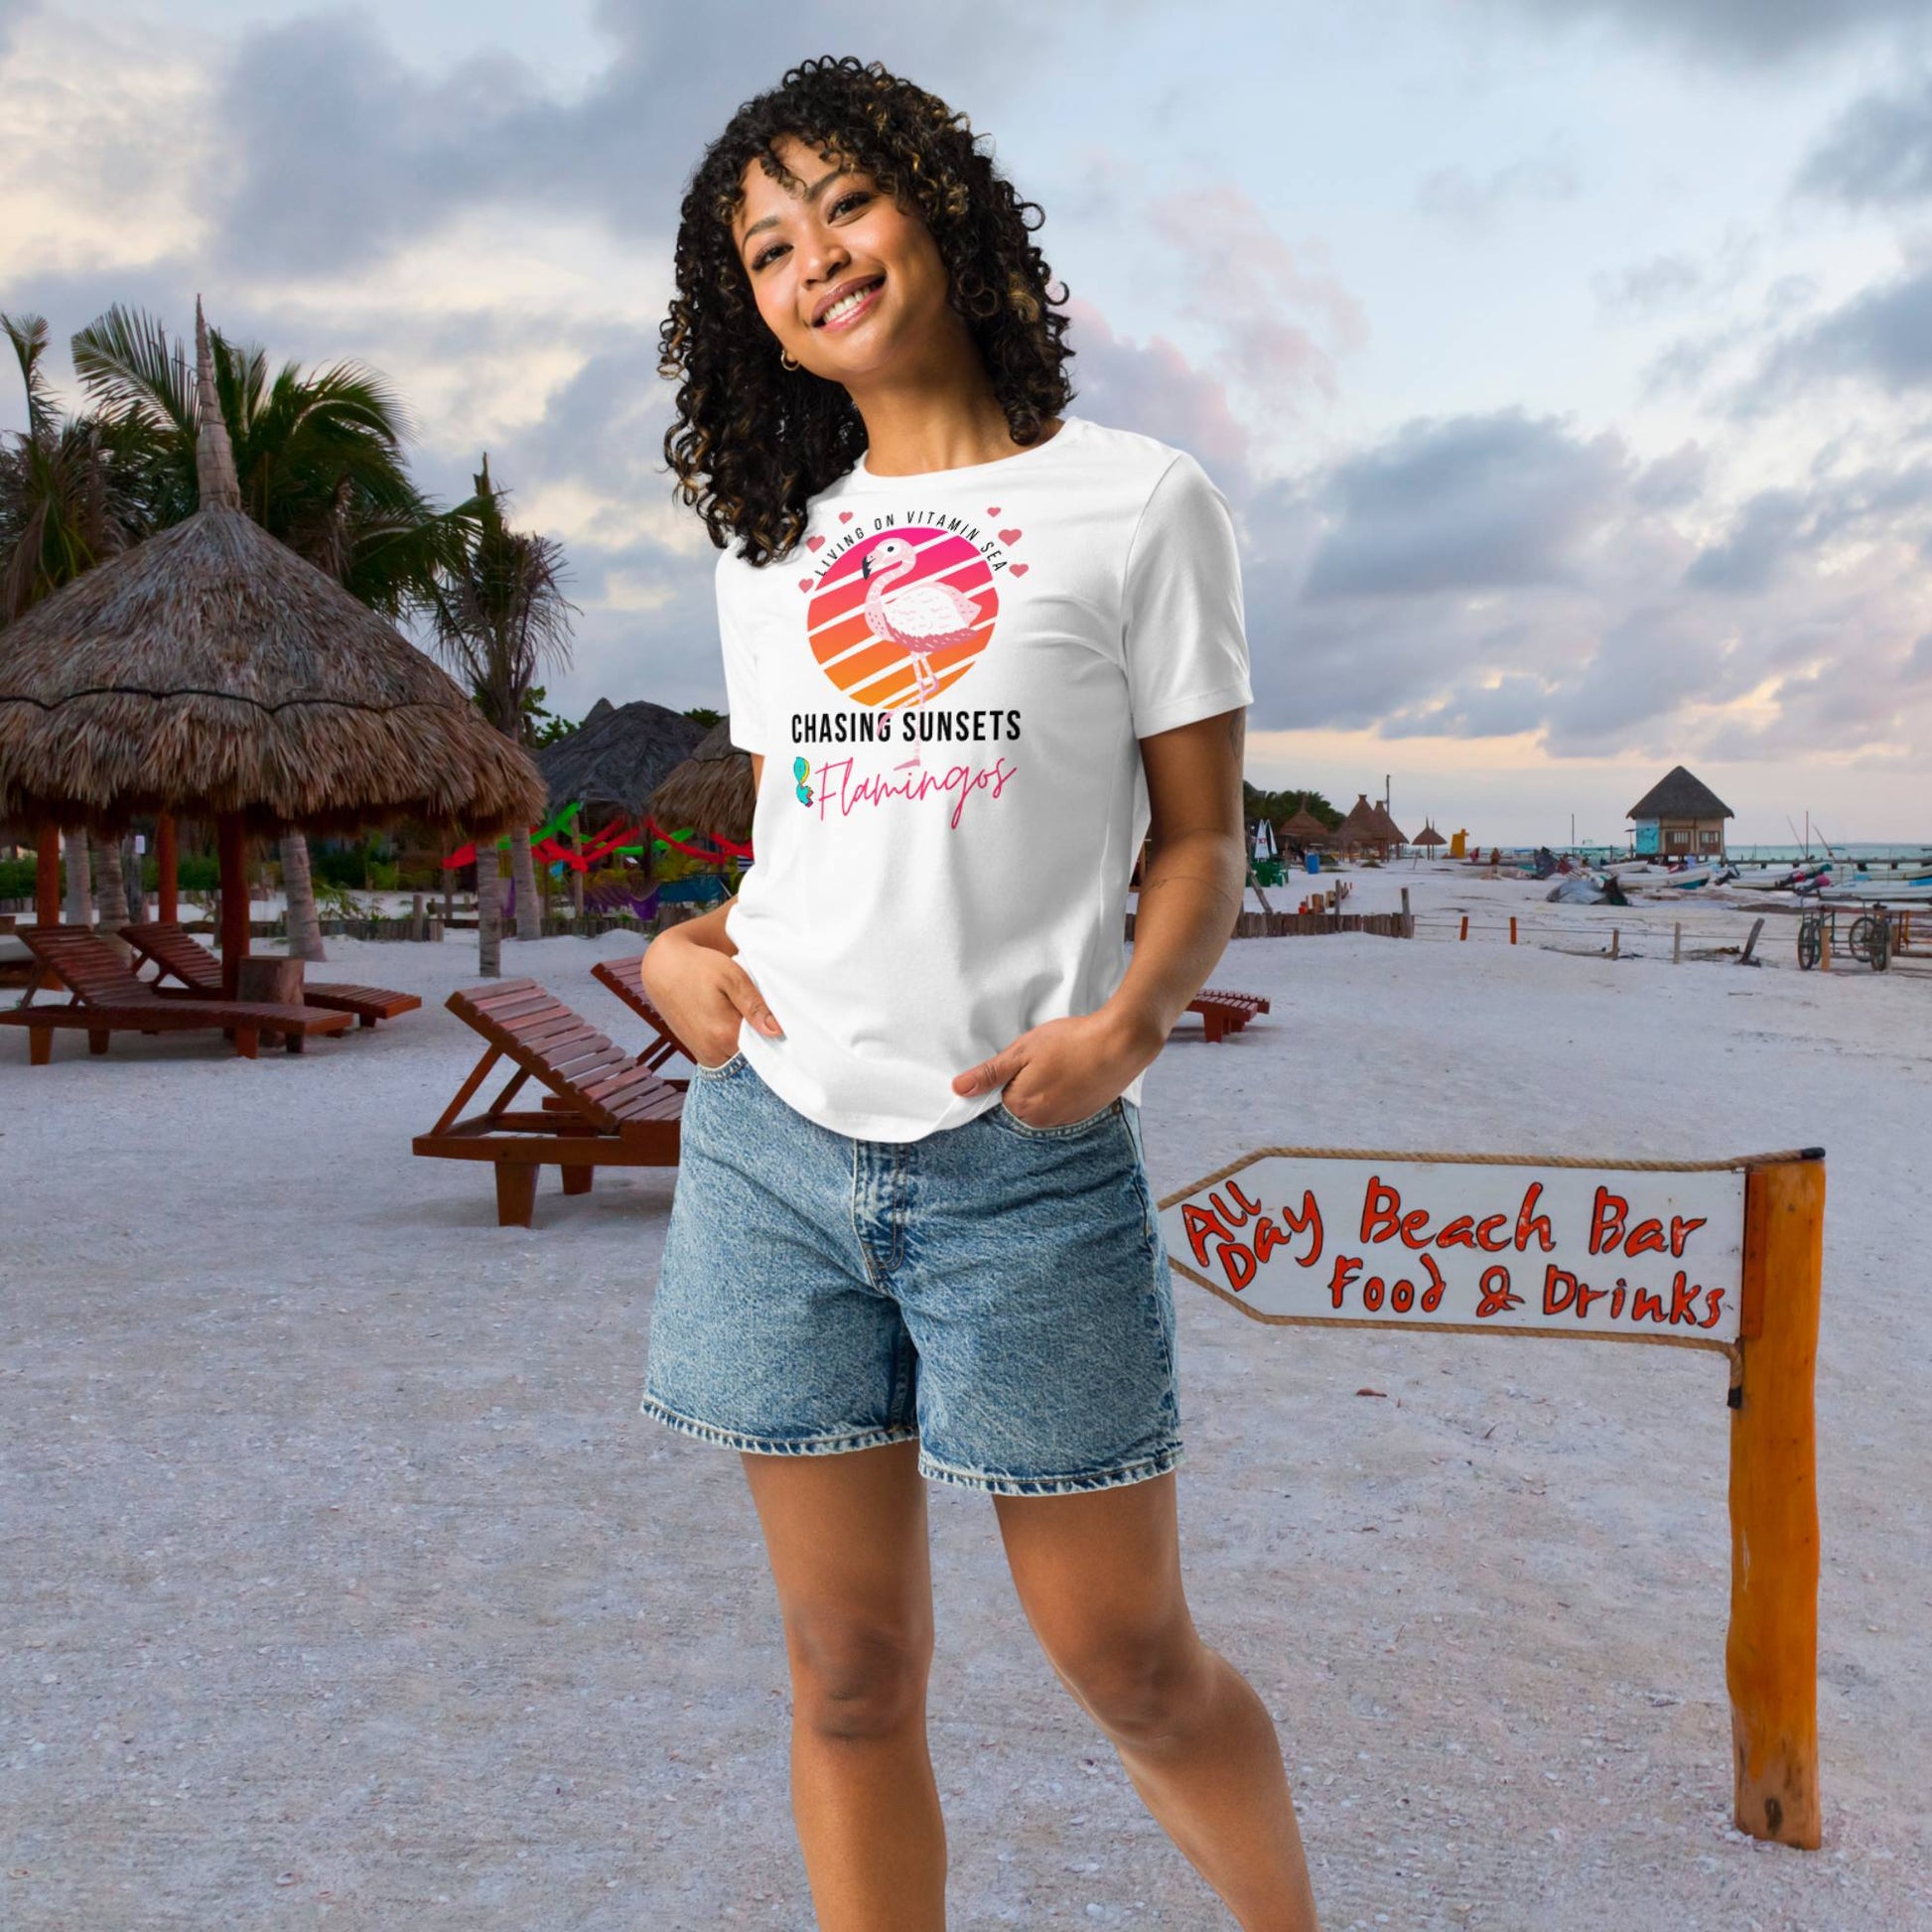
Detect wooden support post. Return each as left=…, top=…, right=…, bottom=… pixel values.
left=35, top=823, right=60, bottom=924
left=1459, top=914, right=1469, bottom=942
left=1509, top=916, right=1518, bottom=946
left=1819, top=920, right=1832, bottom=973
left=216, top=813, right=249, bottom=1001
left=1740, top=917, right=1764, bottom=966
left=1610, top=926, right=1621, bottom=960
left=1727, top=1156, right=1824, bottom=1848
left=156, top=813, right=179, bottom=924
left=1674, top=922, right=1683, bottom=965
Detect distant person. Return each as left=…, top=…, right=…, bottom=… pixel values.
left=637, top=57, right=1319, bottom=1932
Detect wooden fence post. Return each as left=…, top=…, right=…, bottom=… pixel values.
left=1727, top=1155, right=1825, bottom=1848
left=1459, top=914, right=1469, bottom=942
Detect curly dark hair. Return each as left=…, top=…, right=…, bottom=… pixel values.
left=658, top=56, right=1075, bottom=567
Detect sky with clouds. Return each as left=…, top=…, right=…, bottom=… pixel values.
left=5, top=0, right=1932, bottom=843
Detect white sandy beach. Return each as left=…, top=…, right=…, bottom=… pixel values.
left=3, top=862, right=1927, bottom=1930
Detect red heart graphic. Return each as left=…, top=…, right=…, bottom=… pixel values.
left=806, top=534, right=825, bottom=551
left=798, top=578, right=814, bottom=592
left=1009, top=562, right=1030, bottom=577
left=839, top=510, right=854, bottom=522
left=999, top=527, right=1023, bottom=544
left=987, top=505, right=1001, bottom=516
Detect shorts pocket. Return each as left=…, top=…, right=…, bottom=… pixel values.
left=691, top=1047, right=748, bottom=1080
left=988, top=1094, right=1124, bottom=1142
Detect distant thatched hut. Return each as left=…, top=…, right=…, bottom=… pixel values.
left=535, top=699, right=709, bottom=830
left=1280, top=806, right=1330, bottom=854
left=1369, top=801, right=1408, bottom=852
left=647, top=718, right=755, bottom=848
left=1414, top=822, right=1448, bottom=853
left=1628, top=765, right=1733, bottom=859
left=1334, top=793, right=1387, bottom=858
left=0, top=302, right=543, bottom=987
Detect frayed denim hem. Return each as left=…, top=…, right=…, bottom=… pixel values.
left=638, top=1392, right=918, bottom=1458
left=915, top=1443, right=1185, bottom=1497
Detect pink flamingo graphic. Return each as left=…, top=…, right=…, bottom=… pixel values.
left=859, top=537, right=982, bottom=703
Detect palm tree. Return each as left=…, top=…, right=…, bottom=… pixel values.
left=422, top=455, right=574, bottom=961
left=69, top=304, right=464, bottom=957
left=0, top=312, right=158, bottom=619
left=0, top=312, right=164, bottom=919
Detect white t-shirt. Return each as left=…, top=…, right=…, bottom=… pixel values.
left=712, top=412, right=1253, bottom=1142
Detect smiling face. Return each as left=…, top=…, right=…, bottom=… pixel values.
left=731, top=132, right=962, bottom=386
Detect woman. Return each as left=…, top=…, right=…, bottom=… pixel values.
left=641, top=55, right=1320, bottom=1931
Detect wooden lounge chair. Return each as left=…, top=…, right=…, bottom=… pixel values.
left=120, top=919, right=422, bottom=1029
left=0, top=915, right=34, bottom=989
left=590, top=955, right=695, bottom=1086
left=413, top=979, right=683, bottom=1227
left=0, top=924, right=352, bottom=1064
left=1186, top=987, right=1273, bottom=1044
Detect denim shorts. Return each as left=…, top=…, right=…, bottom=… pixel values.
left=639, top=1050, right=1183, bottom=1497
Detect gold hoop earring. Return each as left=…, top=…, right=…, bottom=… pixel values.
left=779, top=349, right=800, bottom=371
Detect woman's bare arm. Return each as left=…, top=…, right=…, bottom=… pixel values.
left=636, top=753, right=780, bottom=1062
left=1103, top=708, right=1248, bottom=1052
left=950, top=709, right=1247, bottom=1120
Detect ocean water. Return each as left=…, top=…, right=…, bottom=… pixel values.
left=1725, top=844, right=1931, bottom=864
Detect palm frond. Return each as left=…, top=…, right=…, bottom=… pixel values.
left=71, top=305, right=196, bottom=436
left=1, top=313, right=54, bottom=439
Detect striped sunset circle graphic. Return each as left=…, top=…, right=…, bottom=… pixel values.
left=806, top=527, right=999, bottom=708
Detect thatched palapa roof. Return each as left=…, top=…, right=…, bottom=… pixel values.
left=1280, top=806, right=1330, bottom=846
left=0, top=301, right=544, bottom=838
left=1334, top=793, right=1386, bottom=849
left=1369, top=801, right=1408, bottom=847
left=1627, top=765, right=1733, bottom=822
left=536, top=699, right=709, bottom=820
left=647, top=717, right=755, bottom=844
left=1414, top=821, right=1448, bottom=849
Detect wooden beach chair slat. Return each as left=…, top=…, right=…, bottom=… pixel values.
left=590, top=956, right=696, bottom=1071
left=119, top=921, right=422, bottom=1028
left=2, top=925, right=352, bottom=1064
left=1184, top=986, right=1272, bottom=1044
left=413, top=977, right=685, bottom=1228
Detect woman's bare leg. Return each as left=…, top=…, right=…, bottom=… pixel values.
left=741, top=1441, right=945, bottom=1931
left=994, top=1472, right=1319, bottom=1931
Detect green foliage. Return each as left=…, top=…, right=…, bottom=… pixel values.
left=70, top=304, right=464, bottom=616
left=1244, top=782, right=1343, bottom=829
left=129, top=855, right=218, bottom=891
left=427, top=454, right=576, bottom=740
left=684, top=706, right=725, bottom=729
left=0, top=312, right=165, bottom=620
left=312, top=879, right=365, bottom=920
left=523, top=684, right=579, bottom=746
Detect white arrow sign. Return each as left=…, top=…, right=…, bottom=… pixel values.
left=1160, top=1153, right=1746, bottom=1346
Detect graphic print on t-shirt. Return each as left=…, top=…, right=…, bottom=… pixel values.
left=801, top=516, right=1019, bottom=709
left=786, top=508, right=1026, bottom=830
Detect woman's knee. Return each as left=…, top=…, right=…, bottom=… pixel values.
left=785, top=1608, right=934, bottom=1741
left=1050, top=1624, right=1212, bottom=1748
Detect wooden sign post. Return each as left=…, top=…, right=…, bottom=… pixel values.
left=1159, top=1146, right=1824, bottom=1849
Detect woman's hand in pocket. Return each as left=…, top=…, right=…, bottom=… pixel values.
left=639, top=924, right=782, bottom=1069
